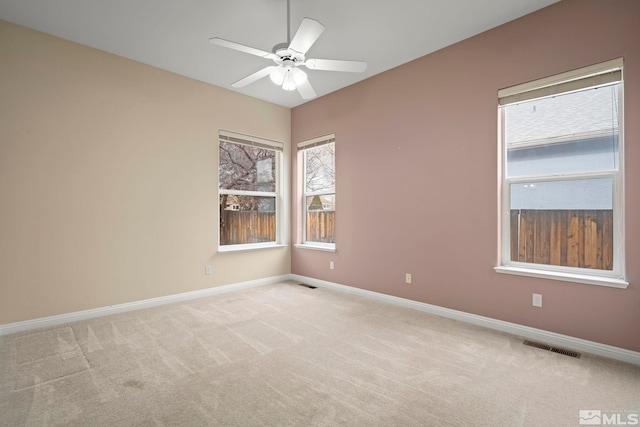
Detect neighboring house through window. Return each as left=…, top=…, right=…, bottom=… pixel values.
left=496, top=58, right=627, bottom=288
left=218, top=130, right=283, bottom=250
left=298, top=134, right=335, bottom=250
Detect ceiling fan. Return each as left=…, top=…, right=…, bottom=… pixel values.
left=209, top=0, right=366, bottom=100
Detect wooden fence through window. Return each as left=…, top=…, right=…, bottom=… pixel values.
left=220, top=211, right=275, bottom=245
left=221, top=209, right=612, bottom=269
left=219, top=210, right=336, bottom=245
left=306, top=211, right=335, bottom=243
left=510, top=209, right=613, bottom=270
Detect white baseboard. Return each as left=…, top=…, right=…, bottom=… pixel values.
left=0, top=275, right=289, bottom=337
left=291, top=274, right=640, bottom=366
left=4, top=273, right=638, bottom=366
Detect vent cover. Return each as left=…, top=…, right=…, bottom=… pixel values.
left=523, top=340, right=581, bottom=358
left=298, top=283, right=317, bottom=289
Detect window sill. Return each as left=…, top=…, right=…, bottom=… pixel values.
left=294, top=243, right=336, bottom=253
left=494, top=266, right=628, bottom=289
left=218, top=243, right=287, bottom=253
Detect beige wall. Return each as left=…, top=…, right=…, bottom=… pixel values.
left=0, top=20, right=291, bottom=324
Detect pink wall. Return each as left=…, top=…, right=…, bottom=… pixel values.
left=291, top=0, right=640, bottom=352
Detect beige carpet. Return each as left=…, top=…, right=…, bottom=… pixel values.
left=1, top=281, right=639, bottom=426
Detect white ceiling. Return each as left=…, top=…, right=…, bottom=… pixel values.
left=0, top=0, right=559, bottom=108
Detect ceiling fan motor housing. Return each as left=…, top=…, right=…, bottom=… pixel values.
left=272, top=42, right=305, bottom=66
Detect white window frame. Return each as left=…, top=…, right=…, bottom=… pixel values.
left=296, top=134, right=336, bottom=251
left=218, top=130, right=284, bottom=252
left=495, top=58, right=628, bottom=288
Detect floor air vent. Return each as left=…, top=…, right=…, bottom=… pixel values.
left=523, top=340, right=581, bottom=359
left=298, top=283, right=317, bottom=289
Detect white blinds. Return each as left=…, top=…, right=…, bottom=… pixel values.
left=498, top=57, right=623, bottom=106
left=297, top=134, right=335, bottom=151
left=219, top=130, right=283, bottom=151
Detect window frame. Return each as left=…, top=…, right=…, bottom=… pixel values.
left=297, top=134, right=336, bottom=251
left=218, top=130, right=284, bottom=252
left=495, top=58, right=628, bottom=288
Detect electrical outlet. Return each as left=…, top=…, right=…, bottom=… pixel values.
left=205, top=265, right=212, bottom=276
left=405, top=273, right=412, bottom=284
left=329, top=261, right=334, bottom=270
left=532, top=293, right=542, bottom=307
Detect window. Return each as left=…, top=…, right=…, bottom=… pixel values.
left=298, top=135, right=335, bottom=250
left=496, top=58, right=627, bottom=288
left=218, top=130, right=283, bottom=250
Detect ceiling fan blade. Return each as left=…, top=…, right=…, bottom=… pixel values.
left=304, top=59, right=367, bottom=73
left=296, top=79, right=317, bottom=100
left=231, top=66, right=277, bottom=88
left=288, top=18, right=325, bottom=55
left=209, top=38, right=277, bottom=60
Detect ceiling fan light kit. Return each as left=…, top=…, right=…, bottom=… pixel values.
left=273, top=61, right=307, bottom=92
left=209, top=0, right=366, bottom=100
